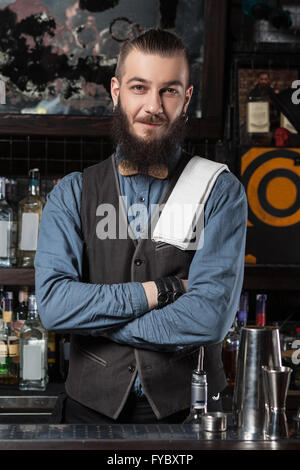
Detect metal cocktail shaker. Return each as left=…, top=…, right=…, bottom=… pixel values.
left=262, top=365, right=292, bottom=439
left=232, top=326, right=282, bottom=438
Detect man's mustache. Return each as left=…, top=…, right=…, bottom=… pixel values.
left=135, top=116, right=168, bottom=125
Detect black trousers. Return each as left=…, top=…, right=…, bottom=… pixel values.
left=50, top=392, right=223, bottom=424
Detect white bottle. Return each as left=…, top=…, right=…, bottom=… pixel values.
left=19, top=294, right=48, bottom=391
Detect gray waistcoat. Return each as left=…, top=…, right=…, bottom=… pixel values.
left=65, top=153, right=227, bottom=420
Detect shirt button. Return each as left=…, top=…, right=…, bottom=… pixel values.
left=139, top=196, right=145, bottom=202
left=134, top=259, right=143, bottom=266
left=128, top=364, right=135, bottom=373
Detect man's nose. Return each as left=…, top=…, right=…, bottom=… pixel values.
left=144, top=91, right=163, bottom=114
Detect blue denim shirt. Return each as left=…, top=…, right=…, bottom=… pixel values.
left=34, top=148, right=248, bottom=397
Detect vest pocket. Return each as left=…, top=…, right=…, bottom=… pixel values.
left=154, top=242, right=172, bottom=251
left=75, top=344, right=109, bottom=367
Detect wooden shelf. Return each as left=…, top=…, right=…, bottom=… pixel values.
left=244, top=265, right=300, bottom=291
left=1, top=265, right=300, bottom=290
left=0, top=268, right=35, bottom=286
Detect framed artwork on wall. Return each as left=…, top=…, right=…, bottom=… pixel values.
left=0, top=0, right=228, bottom=136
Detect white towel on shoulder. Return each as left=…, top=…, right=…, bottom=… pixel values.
left=151, top=156, right=229, bottom=250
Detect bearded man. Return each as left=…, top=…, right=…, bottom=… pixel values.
left=35, top=29, right=247, bottom=424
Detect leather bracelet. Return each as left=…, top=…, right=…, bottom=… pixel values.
left=155, top=277, right=172, bottom=309
left=168, top=275, right=185, bottom=301
left=154, top=275, right=184, bottom=309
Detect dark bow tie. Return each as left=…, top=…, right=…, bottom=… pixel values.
left=118, top=159, right=168, bottom=179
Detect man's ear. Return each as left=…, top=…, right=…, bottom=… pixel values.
left=183, top=85, right=194, bottom=114
left=111, top=76, right=120, bottom=107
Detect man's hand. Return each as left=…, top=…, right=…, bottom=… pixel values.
left=142, top=278, right=188, bottom=310
left=142, top=281, right=158, bottom=310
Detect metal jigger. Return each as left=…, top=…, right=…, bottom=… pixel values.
left=262, top=366, right=292, bottom=440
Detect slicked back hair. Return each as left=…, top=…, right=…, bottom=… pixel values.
left=114, top=28, right=191, bottom=86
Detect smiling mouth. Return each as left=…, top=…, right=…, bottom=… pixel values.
left=137, top=121, right=166, bottom=127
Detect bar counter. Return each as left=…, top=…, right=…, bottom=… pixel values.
left=0, top=421, right=299, bottom=450
left=0, top=383, right=299, bottom=450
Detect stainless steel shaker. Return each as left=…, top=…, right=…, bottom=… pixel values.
left=262, top=365, right=292, bottom=440
left=232, top=326, right=282, bottom=438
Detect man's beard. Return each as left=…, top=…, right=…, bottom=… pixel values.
left=111, top=99, right=187, bottom=174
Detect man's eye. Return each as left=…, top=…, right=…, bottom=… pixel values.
left=164, top=88, right=178, bottom=94
left=132, top=85, right=144, bottom=92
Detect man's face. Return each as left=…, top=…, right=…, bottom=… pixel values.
left=111, top=50, right=193, bottom=142
left=258, top=73, right=270, bottom=88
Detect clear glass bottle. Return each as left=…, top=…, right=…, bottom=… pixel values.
left=19, top=294, right=48, bottom=391
left=17, top=168, right=45, bottom=267
left=183, top=369, right=207, bottom=425
left=0, top=177, right=17, bottom=267
left=256, top=294, right=267, bottom=327
left=0, top=291, right=19, bottom=384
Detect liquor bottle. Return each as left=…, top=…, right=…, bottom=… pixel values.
left=183, top=369, right=208, bottom=425
left=183, top=347, right=207, bottom=425
left=0, top=177, right=17, bottom=267
left=237, top=291, right=249, bottom=330
left=222, top=292, right=249, bottom=387
left=17, top=168, right=45, bottom=267
left=48, top=330, right=58, bottom=381
left=12, top=287, right=29, bottom=337
left=0, top=285, right=4, bottom=315
left=59, top=334, right=70, bottom=380
left=0, top=291, right=19, bottom=384
left=256, top=294, right=267, bottom=327
left=19, top=294, right=48, bottom=391
left=246, top=96, right=272, bottom=146
left=222, top=317, right=240, bottom=387
left=5, top=178, right=18, bottom=213
left=0, top=290, right=9, bottom=380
